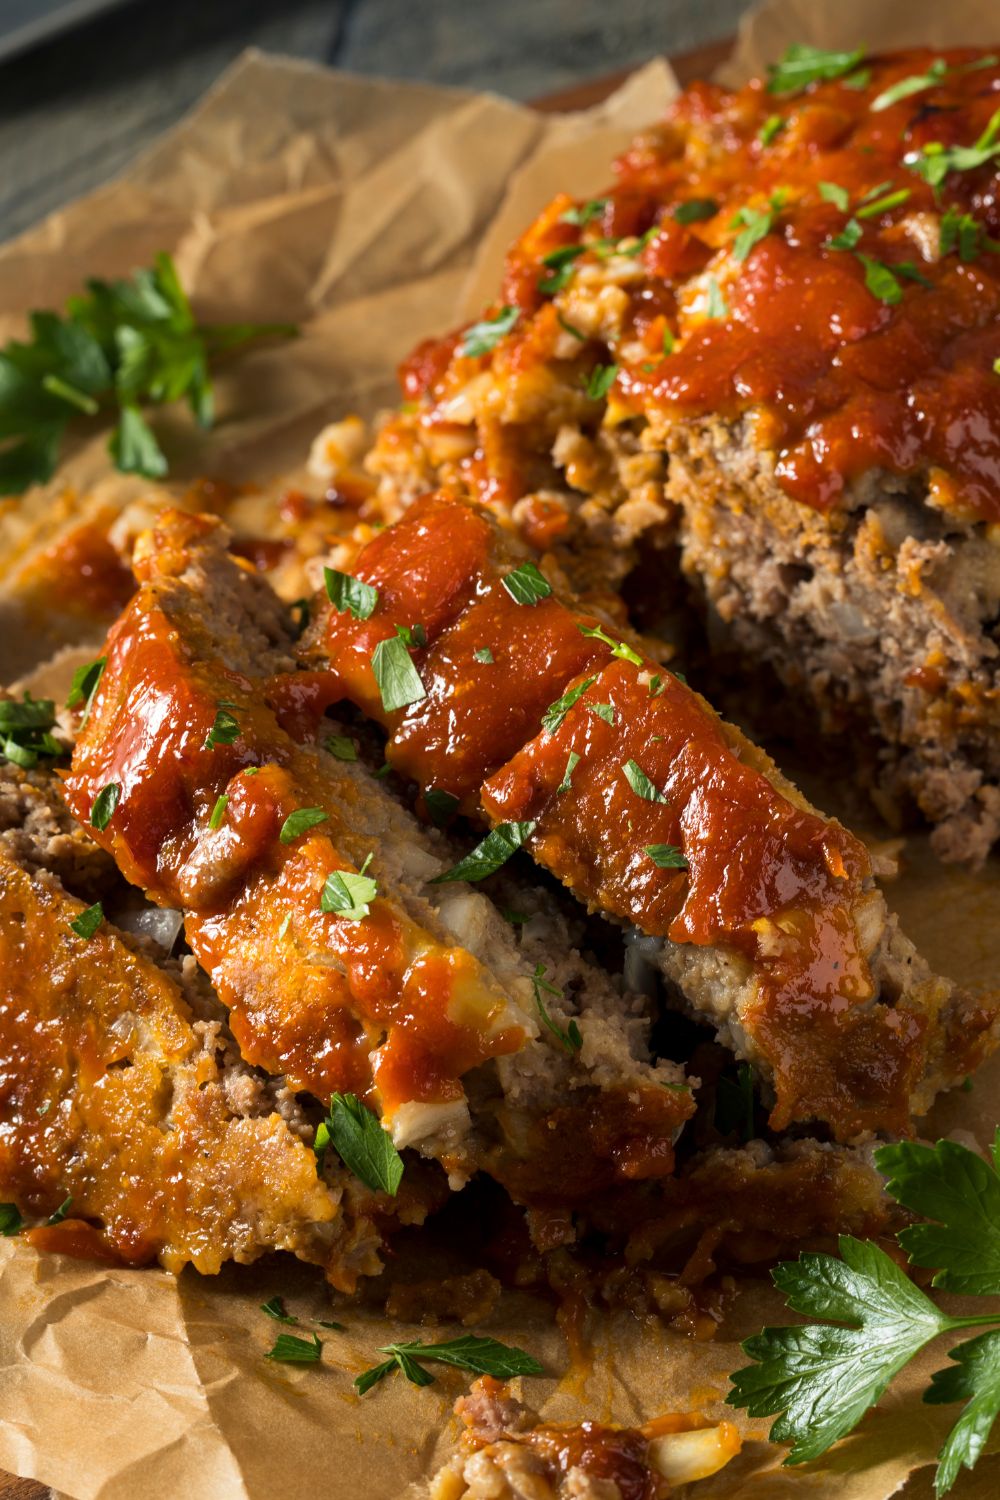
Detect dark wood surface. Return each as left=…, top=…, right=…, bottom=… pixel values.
left=0, top=32, right=730, bottom=1500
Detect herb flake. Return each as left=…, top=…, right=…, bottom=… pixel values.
left=432, top=821, right=535, bottom=884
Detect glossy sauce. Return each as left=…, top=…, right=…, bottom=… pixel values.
left=309, top=495, right=944, bottom=1139
left=409, top=50, right=1000, bottom=521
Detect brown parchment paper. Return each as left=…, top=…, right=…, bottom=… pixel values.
left=3, top=4, right=1000, bottom=1498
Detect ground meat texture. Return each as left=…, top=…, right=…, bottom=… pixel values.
left=0, top=762, right=117, bottom=902
left=363, top=49, right=1000, bottom=860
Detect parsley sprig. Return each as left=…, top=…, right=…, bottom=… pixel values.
left=0, top=252, right=295, bottom=496
left=728, top=1133, right=1000, bottom=1495
left=766, top=44, right=867, bottom=96
left=0, top=694, right=62, bottom=769
left=355, top=1334, right=542, bottom=1395
left=906, top=106, right=1000, bottom=189
left=314, top=1092, right=404, bottom=1197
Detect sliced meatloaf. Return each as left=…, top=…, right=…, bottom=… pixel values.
left=300, top=494, right=997, bottom=1142
left=361, top=47, right=1000, bottom=862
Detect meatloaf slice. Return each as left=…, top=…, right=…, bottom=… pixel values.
left=361, top=48, right=1000, bottom=862
left=63, top=510, right=699, bottom=1210
left=301, top=494, right=997, bottom=1142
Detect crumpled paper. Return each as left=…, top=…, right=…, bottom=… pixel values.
left=2, top=3, right=1000, bottom=1497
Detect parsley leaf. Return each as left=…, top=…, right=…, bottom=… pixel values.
left=324, top=734, right=357, bottom=761
left=265, top=1332, right=322, bottom=1365
left=323, top=567, right=379, bottom=620
left=673, top=198, right=718, bottom=224
left=371, top=635, right=427, bottom=713
left=645, top=843, right=688, bottom=869
left=877, top=1135, right=1000, bottom=1297
left=90, top=781, right=120, bottom=831
left=314, top=1092, right=403, bottom=1196
left=622, top=759, right=667, bottom=803
left=531, top=964, right=582, bottom=1053
left=856, top=253, right=904, bottom=305
left=69, top=901, right=104, bottom=941
left=432, top=821, right=536, bottom=884
left=906, top=105, right=1000, bottom=188
left=355, top=1334, right=542, bottom=1395
left=502, top=560, right=552, bottom=606
left=588, top=701, right=615, bottom=725
left=261, top=1296, right=297, bottom=1325
left=557, top=750, right=580, bottom=795
left=926, top=1329, right=1000, bottom=1496
left=871, top=58, right=949, bottom=111
left=940, top=207, right=991, bottom=263
left=424, top=787, right=459, bottom=826
left=731, top=193, right=785, bottom=261
left=828, top=218, right=863, bottom=251
left=538, top=245, right=584, bottom=294
left=856, top=187, right=911, bottom=219
left=460, top=306, right=519, bottom=357
left=208, top=794, right=229, bottom=830
left=767, top=44, right=867, bottom=96
left=0, top=694, right=62, bottom=769
left=542, top=675, right=597, bottom=735
left=473, top=646, right=495, bottom=663
left=320, top=853, right=377, bottom=922
left=204, top=704, right=240, bottom=750
left=65, top=656, right=106, bottom=725
left=582, top=363, right=619, bottom=401
left=46, top=1196, right=73, bottom=1225
left=705, top=276, right=729, bottom=319
left=758, top=115, right=785, bottom=147
left=280, top=807, right=328, bottom=844
left=0, top=1204, right=24, bottom=1237
left=819, top=181, right=850, bottom=211
left=559, top=198, right=608, bottom=226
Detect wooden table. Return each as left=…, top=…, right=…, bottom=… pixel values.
left=0, top=33, right=729, bottom=1500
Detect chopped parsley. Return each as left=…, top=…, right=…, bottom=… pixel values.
left=313, top=1092, right=403, bottom=1196
left=324, top=734, right=357, bottom=761
left=265, top=1332, right=322, bottom=1365
left=424, top=787, right=459, bottom=826
left=828, top=218, right=863, bottom=251
left=69, top=901, right=104, bottom=940
left=940, top=207, right=995, bottom=262
left=758, top=114, right=784, bottom=147
left=531, top=963, right=582, bottom=1054
left=715, top=1062, right=756, bottom=1141
left=582, top=363, right=619, bottom=401
left=767, top=44, right=867, bottom=96
left=705, top=276, right=729, bottom=319
left=432, top=820, right=536, bottom=884
left=819, top=181, right=850, bottom=212
left=203, top=703, right=240, bottom=751
left=855, top=187, right=911, bottom=219
left=0, top=1204, right=24, bottom=1237
left=320, top=853, right=377, bottom=922
left=557, top=750, right=580, bottom=795
left=355, top=1334, right=543, bottom=1396
left=208, top=794, right=229, bottom=830
left=502, top=560, right=552, bottom=606
left=261, top=1297, right=297, bottom=1325
left=538, top=245, right=585, bottom=294
left=371, top=634, right=427, bottom=713
left=731, top=191, right=786, bottom=261
left=906, top=105, right=1000, bottom=189
left=576, top=622, right=642, bottom=666
left=673, top=197, right=718, bottom=224
left=323, top=567, right=379, bottom=621
left=277, top=913, right=291, bottom=941
left=459, top=306, right=519, bottom=357
left=622, top=759, right=667, bottom=803
left=557, top=313, right=587, bottom=341
left=473, top=646, right=495, bottom=664
left=588, top=702, right=615, bottom=725
left=662, top=325, right=675, bottom=355
left=559, top=198, right=608, bottom=226
left=280, top=807, right=328, bottom=844
left=856, top=253, right=930, bottom=305
left=65, top=656, right=106, bottom=725
left=645, top=843, right=689, bottom=870
left=90, top=781, right=120, bottom=831
left=0, top=694, right=61, bottom=769
left=542, top=676, right=597, bottom=736
left=46, top=1196, right=73, bottom=1225
left=871, top=54, right=998, bottom=113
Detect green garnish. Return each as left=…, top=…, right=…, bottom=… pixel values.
left=424, top=787, right=459, bottom=826
left=313, top=1092, right=403, bottom=1197
left=323, top=567, right=379, bottom=621
left=65, top=656, right=106, bottom=726
left=715, top=1062, right=756, bottom=1141
left=0, top=251, right=295, bottom=496
left=502, top=560, right=552, bottom=607
left=0, top=1204, right=24, bottom=1237
left=855, top=187, right=911, bottom=219
left=767, top=44, right=867, bottom=96
left=542, top=676, right=597, bottom=736
left=261, top=1297, right=297, bottom=1325
left=556, top=751, right=580, bottom=795
left=394, top=622, right=427, bottom=649
left=460, top=306, right=520, bottom=357
left=356, top=1333, right=543, bottom=1396
left=705, top=276, right=729, bottom=319
left=0, top=694, right=61, bottom=769
left=559, top=198, right=608, bottom=226
left=557, top=313, right=587, bottom=341
left=828, top=219, right=862, bottom=250
left=46, top=1196, right=73, bottom=1225
left=940, top=208, right=994, bottom=262
left=208, top=794, right=229, bottom=830
left=758, top=115, right=784, bottom=147
left=324, top=734, right=357, bottom=761
left=819, top=181, right=850, bottom=211
left=531, top=963, right=582, bottom=1054
left=582, top=363, right=619, bottom=401
left=69, top=901, right=104, bottom=940
left=276, top=913, right=292, bottom=941
left=432, top=821, right=536, bottom=884
left=906, top=105, right=1000, bottom=189
left=320, top=853, right=377, bottom=922
left=728, top=1134, right=1000, bottom=1494
left=473, top=646, right=495, bottom=663
left=288, top=597, right=311, bottom=640
left=622, top=759, right=667, bottom=803
left=575, top=621, right=644, bottom=669
left=90, top=781, right=120, bottom=831
left=662, top=325, right=675, bottom=355
left=280, top=807, right=328, bottom=844
left=645, top=843, right=688, bottom=870
left=203, top=703, right=240, bottom=751
left=673, top=198, right=718, bottom=224
left=871, top=55, right=998, bottom=113
left=502, top=908, right=529, bottom=926
left=265, top=1332, right=322, bottom=1365
left=856, top=253, right=903, bottom=305
left=538, top=245, right=584, bottom=294
left=730, top=192, right=786, bottom=261
left=371, top=635, right=427, bottom=713
left=588, top=701, right=615, bottom=725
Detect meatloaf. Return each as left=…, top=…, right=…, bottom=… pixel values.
left=361, top=46, right=1000, bottom=864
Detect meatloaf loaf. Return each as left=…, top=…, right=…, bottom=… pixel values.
left=361, top=46, right=1000, bottom=864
